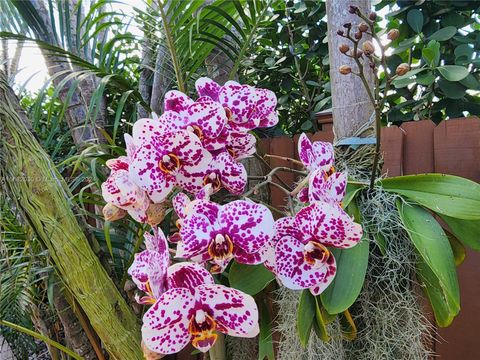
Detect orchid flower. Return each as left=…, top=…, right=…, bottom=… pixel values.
left=128, top=228, right=214, bottom=304
left=195, top=77, right=279, bottom=132
left=298, top=169, right=347, bottom=205
left=142, top=284, right=259, bottom=354
left=272, top=202, right=362, bottom=295
left=129, top=129, right=212, bottom=202
left=101, top=135, right=150, bottom=223
left=203, top=152, right=247, bottom=195
left=297, top=133, right=335, bottom=172
left=169, top=185, right=213, bottom=243
left=177, top=199, right=275, bottom=272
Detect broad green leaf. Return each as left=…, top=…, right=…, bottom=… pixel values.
left=417, top=261, right=457, bottom=327
left=416, top=72, right=436, bottom=86
left=343, top=182, right=365, bottom=209
left=229, top=262, right=275, bottom=295
left=438, top=79, right=466, bottom=99
left=297, top=290, right=316, bottom=347
left=321, top=201, right=369, bottom=314
left=258, top=301, right=275, bottom=360
left=437, top=65, right=469, bottom=81
left=380, top=174, right=480, bottom=220
left=313, top=297, right=330, bottom=342
left=428, top=26, right=457, bottom=41
left=459, top=73, right=480, bottom=90
left=440, top=215, right=480, bottom=251
left=397, top=201, right=460, bottom=322
left=407, top=9, right=423, bottom=33
left=422, top=40, right=440, bottom=67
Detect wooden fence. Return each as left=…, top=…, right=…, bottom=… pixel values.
left=259, top=114, right=480, bottom=360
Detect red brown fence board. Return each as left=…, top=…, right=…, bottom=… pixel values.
left=259, top=114, right=480, bottom=359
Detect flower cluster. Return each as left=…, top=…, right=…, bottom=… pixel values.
left=101, top=79, right=363, bottom=357
left=266, top=134, right=362, bottom=295
left=102, top=78, right=278, bottom=224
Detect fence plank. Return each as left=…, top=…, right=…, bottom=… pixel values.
left=434, top=117, right=480, bottom=182
left=381, top=126, right=404, bottom=177
left=401, top=120, right=436, bottom=174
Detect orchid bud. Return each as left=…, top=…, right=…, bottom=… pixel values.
left=354, top=31, right=362, bottom=40
left=387, top=29, right=400, bottom=41
left=359, top=22, right=369, bottom=32
left=348, top=5, right=358, bottom=14
left=339, top=44, right=350, bottom=54
left=396, top=63, right=410, bottom=76
left=146, top=202, right=168, bottom=226
left=337, top=29, right=345, bottom=36
left=362, top=40, right=375, bottom=55
left=103, top=203, right=127, bottom=221
left=339, top=65, right=352, bottom=75
left=343, top=22, right=352, bottom=29
left=369, top=11, right=377, bottom=21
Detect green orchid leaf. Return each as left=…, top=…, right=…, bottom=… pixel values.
left=229, top=262, right=275, bottom=295
left=297, top=290, right=316, bottom=348
left=313, top=296, right=330, bottom=342
left=380, top=174, right=480, bottom=220
left=321, top=201, right=369, bottom=314
left=397, top=200, right=460, bottom=327
left=407, top=9, right=423, bottom=33
left=258, top=300, right=275, bottom=360
left=440, top=215, right=480, bottom=251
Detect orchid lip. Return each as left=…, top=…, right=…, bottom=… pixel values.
left=203, top=172, right=222, bottom=192
left=224, top=107, right=233, bottom=121
left=208, top=233, right=234, bottom=260
left=189, top=310, right=218, bottom=351
left=158, top=153, right=181, bottom=173
left=304, top=241, right=331, bottom=267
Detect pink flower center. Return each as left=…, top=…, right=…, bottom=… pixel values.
left=304, top=241, right=331, bottom=267
left=208, top=233, right=234, bottom=260
left=189, top=310, right=217, bottom=350
left=158, top=153, right=181, bottom=173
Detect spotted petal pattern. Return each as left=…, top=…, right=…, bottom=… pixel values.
left=142, top=288, right=194, bottom=354
left=197, top=284, right=259, bottom=337
left=298, top=133, right=334, bottom=172
left=167, top=262, right=214, bottom=291
left=205, top=152, right=247, bottom=195
left=308, top=170, right=347, bottom=204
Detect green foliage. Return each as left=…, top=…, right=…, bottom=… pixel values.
left=377, top=0, right=480, bottom=123
left=320, top=200, right=369, bottom=315
left=228, top=262, right=275, bottom=295
left=296, top=290, right=316, bottom=347
left=380, top=174, right=480, bottom=220
left=396, top=200, right=460, bottom=327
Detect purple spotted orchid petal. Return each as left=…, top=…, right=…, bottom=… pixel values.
left=295, top=202, right=362, bottom=249
left=196, top=184, right=214, bottom=200
left=101, top=170, right=150, bottom=215
left=142, top=288, right=194, bottom=355
left=179, top=200, right=221, bottom=259
left=298, top=133, right=334, bottom=172
left=186, top=100, right=226, bottom=140
left=128, top=249, right=168, bottom=300
left=308, top=170, right=347, bottom=204
left=195, top=77, right=221, bottom=101
left=233, top=244, right=269, bottom=266
left=105, top=156, right=129, bottom=172
left=167, top=262, right=214, bottom=291
left=219, top=82, right=259, bottom=131
left=145, top=227, right=169, bottom=254
left=128, top=139, right=173, bottom=203
left=227, top=131, right=256, bottom=160
left=131, top=117, right=176, bottom=147
left=275, top=235, right=336, bottom=291
left=204, top=152, right=247, bottom=195
left=254, top=88, right=278, bottom=128
left=173, top=192, right=191, bottom=221
left=196, top=284, right=259, bottom=338
left=164, top=90, right=194, bottom=116
left=219, top=200, right=275, bottom=254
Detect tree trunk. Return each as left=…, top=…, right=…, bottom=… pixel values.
left=326, top=0, right=374, bottom=140
left=0, top=72, right=143, bottom=360
left=52, top=283, right=98, bottom=360
left=28, top=0, right=105, bottom=147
